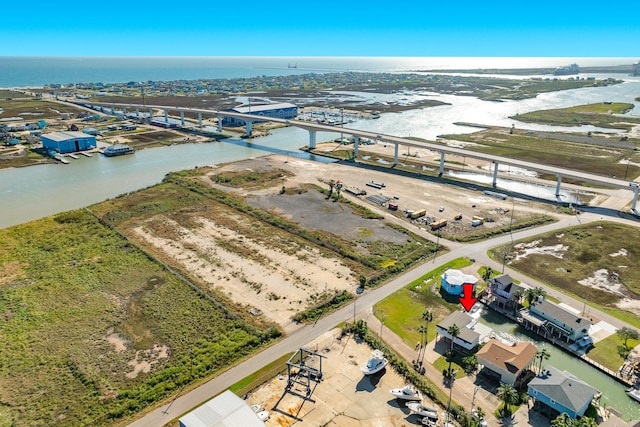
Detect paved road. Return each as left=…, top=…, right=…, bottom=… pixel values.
left=128, top=191, right=640, bottom=426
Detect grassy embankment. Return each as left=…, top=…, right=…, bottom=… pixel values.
left=488, top=221, right=640, bottom=330
left=511, top=102, right=640, bottom=130
left=439, top=123, right=640, bottom=185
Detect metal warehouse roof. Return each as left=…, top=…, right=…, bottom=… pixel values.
left=229, top=103, right=297, bottom=114
left=41, top=131, right=94, bottom=142
left=179, top=390, right=265, bottom=427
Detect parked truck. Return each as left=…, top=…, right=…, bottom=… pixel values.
left=430, top=219, right=447, bottom=230
left=410, top=209, right=426, bottom=219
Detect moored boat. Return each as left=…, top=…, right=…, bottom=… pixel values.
left=390, top=385, right=422, bottom=401
left=627, top=387, right=640, bottom=403
left=361, top=349, right=388, bottom=375
left=103, top=144, right=135, bottom=157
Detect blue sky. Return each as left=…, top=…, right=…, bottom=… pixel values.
left=2, top=0, right=638, bottom=56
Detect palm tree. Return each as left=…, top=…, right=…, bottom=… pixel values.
left=447, top=323, right=460, bottom=358
left=513, top=289, right=524, bottom=309
left=536, top=347, right=551, bottom=374
left=417, top=325, right=427, bottom=363
left=482, top=266, right=493, bottom=281
left=551, top=413, right=572, bottom=427
left=496, top=383, right=518, bottom=417
left=421, top=309, right=433, bottom=363
left=473, top=406, right=486, bottom=425
left=525, top=288, right=537, bottom=306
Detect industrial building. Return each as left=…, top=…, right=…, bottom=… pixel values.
left=179, top=390, right=266, bottom=427
left=222, top=103, right=298, bottom=127
left=40, top=131, right=96, bottom=154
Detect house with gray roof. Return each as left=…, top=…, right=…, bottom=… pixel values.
left=487, top=274, right=524, bottom=310
left=525, top=299, right=591, bottom=343
left=528, top=366, right=597, bottom=418
left=436, top=311, right=481, bottom=352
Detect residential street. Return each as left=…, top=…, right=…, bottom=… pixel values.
left=128, top=201, right=640, bottom=426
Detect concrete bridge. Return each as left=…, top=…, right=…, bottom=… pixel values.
left=73, top=100, right=640, bottom=212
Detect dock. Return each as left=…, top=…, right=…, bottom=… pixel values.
left=53, top=154, right=70, bottom=164
left=66, top=154, right=79, bottom=159
left=80, top=152, right=92, bottom=157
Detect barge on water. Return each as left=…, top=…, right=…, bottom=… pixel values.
left=103, top=144, right=134, bottom=157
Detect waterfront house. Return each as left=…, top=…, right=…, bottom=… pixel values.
left=522, top=298, right=591, bottom=343
left=487, top=274, right=524, bottom=310
left=440, top=269, right=478, bottom=296
left=476, top=338, right=537, bottom=387
left=528, top=366, right=597, bottom=418
left=41, top=131, right=96, bottom=154
left=436, top=311, right=481, bottom=353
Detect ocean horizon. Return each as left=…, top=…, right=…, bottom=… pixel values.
left=0, top=56, right=636, bottom=89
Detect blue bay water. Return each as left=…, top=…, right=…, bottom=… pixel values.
left=0, top=56, right=636, bottom=88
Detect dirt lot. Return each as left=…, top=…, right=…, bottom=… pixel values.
left=129, top=155, right=554, bottom=332
left=246, top=329, right=442, bottom=427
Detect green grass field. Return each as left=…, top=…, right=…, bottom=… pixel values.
left=0, top=210, right=278, bottom=426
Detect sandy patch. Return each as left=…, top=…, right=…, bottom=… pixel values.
left=106, top=330, right=127, bottom=353
left=578, top=269, right=627, bottom=297
left=126, top=344, right=170, bottom=379
left=133, top=216, right=355, bottom=327
left=511, top=240, right=569, bottom=262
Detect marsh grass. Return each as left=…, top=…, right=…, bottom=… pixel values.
left=0, top=209, right=278, bottom=426
left=489, top=221, right=640, bottom=324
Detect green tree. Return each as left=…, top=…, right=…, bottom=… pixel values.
left=447, top=324, right=460, bottom=358
left=497, top=383, right=518, bottom=417
left=576, top=417, right=598, bottom=427
left=551, top=413, right=572, bottom=427
left=421, top=309, right=434, bottom=364
left=535, top=347, right=551, bottom=374
left=482, top=266, right=493, bottom=281
left=358, top=274, right=367, bottom=289
left=513, top=289, right=524, bottom=307
left=417, top=325, right=428, bottom=363
left=617, top=326, right=639, bottom=348
left=462, top=354, right=478, bottom=376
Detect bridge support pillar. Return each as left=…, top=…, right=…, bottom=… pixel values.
left=149, top=108, right=153, bottom=121
left=439, top=152, right=445, bottom=177
left=217, top=115, right=223, bottom=132
left=135, top=107, right=139, bottom=117
left=180, top=111, right=185, bottom=126
left=556, top=174, right=563, bottom=197
left=164, top=109, right=168, bottom=121
left=492, top=162, right=499, bottom=187
left=353, top=137, right=359, bottom=159
left=631, top=184, right=639, bottom=213
left=198, top=112, right=203, bottom=128
left=393, top=143, right=399, bottom=165
left=309, top=130, right=317, bottom=149
left=245, top=121, right=253, bottom=137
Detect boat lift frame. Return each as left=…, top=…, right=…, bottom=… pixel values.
left=285, top=348, right=325, bottom=398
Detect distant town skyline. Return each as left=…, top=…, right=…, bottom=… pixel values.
left=1, top=1, right=639, bottom=56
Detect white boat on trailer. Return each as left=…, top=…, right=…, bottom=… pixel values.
left=361, top=349, right=388, bottom=375
left=407, top=401, right=439, bottom=419
left=390, top=385, right=422, bottom=401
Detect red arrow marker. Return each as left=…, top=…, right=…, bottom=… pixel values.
left=459, top=283, right=477, bottom=312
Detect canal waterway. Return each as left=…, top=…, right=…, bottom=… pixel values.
left=476, top=308, right=640, bottom=421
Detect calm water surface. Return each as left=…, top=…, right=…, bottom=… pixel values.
left=477, top=309, right=640, bottom=420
